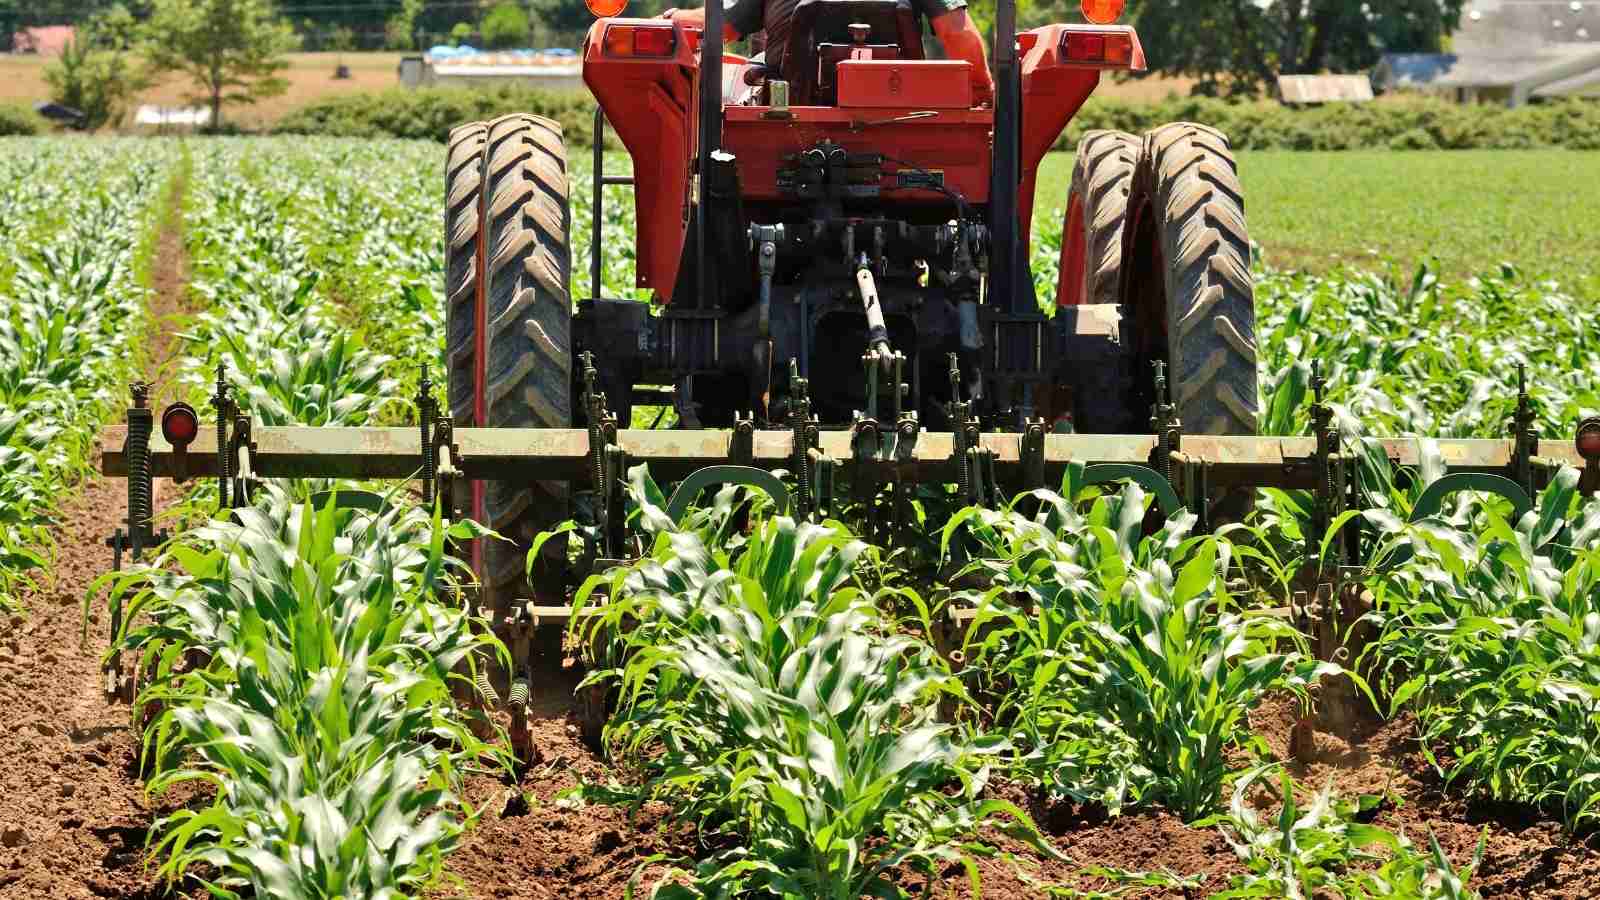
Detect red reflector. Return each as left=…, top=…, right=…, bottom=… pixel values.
left=1104, top=33, right=1133, bottom=65
left=1578, top=420, right=1600, bottom=460
left=633, top=26, right=675, bottom=56
left=1063, top=32, right=1106, bottom=62
left=603, top=24, right=675, bottom=57
left=161, top=402, right=199, bottom=445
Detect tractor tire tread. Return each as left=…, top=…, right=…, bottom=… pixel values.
left=1068, top=130, right=1141, bottom=306
left=481, top=114, right=572, bottom=539
left=446, top=121, right=488, bottom=430
left=1141, top=122, right=1258, bottom=435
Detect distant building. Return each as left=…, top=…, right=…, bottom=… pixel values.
left=399, top=47, right=583, bottom=91
left=1278, top=74, right=1375, bottom=104
left=11, top=26, right=75, bottom=55
left=1373, top=53, right=1461, bottom=91
left=1375, top=0, right=1600, bottom=105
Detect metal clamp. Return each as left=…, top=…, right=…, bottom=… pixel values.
left=1510, top=363, right=1539, bottom=497
left=211, top=363, right=233, bottom=507
left=1020, top=417, right=1046, bottom=491
left=1150, top=360, right=1181, bottom=488
left=789, top=359, right=823, bottom=517
left=581, top=352, right=626, bottom=556
left=947, top=353, right=996, bottom=506
left=1307, top=361, right=1345, bottom=565
left=416, top=362, right=439, bottom=507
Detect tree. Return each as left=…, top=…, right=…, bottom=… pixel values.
left=385, top=0, right=424, bottom=50
left=482, top=2, right=530, bottom=49
left=141, top=0, right=299, bottom=130
left=45, top=36, right=153, bottom=130
left=1120, top=0, right=1465, bottom=96
left=84, top=3, right=144, bottom=50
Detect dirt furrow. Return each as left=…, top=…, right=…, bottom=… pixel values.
left=0, top=160, right=195, bottom=900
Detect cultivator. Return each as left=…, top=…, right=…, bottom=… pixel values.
left=90, top=0, right=1600, bottom=756
left=96, top=353, right=1600, bottom=747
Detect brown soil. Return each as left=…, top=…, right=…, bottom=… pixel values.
left=0, top=169, right=195, bottom=900
left=437, top=686, right=1600, bottom=899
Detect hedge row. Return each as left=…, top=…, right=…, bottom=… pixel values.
left=1061, top=95, right=1600, bottom=151
left=273, top=85, right=614, bottom=146
left=275, top=87, right=1600, bottom=152
left=0, top=104, right=44, bottom=137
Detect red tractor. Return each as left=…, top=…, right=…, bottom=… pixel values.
left=444, top=0, right=1257, bottom=653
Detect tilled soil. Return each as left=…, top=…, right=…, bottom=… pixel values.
left=0, top=170, right=196, bottom=900
left=439, top=689, right=1600, bottom=899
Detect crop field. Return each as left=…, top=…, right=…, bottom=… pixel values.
left=1, top=134, right=1599, bottom=900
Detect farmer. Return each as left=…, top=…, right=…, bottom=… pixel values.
left=661, top=0, right=994, bottom=106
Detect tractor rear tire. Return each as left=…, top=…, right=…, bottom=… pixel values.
left=445, top=121, right=487, bottom=438
left=1058, top=130, right=1140, bottom=308
left=479, top=114, right=574, bottom=611
left=445, top=114, right=574, bottom=622
left=1050, top=130, right=1141, bottom=432
left=1125, top=122, right=1258, bottom=435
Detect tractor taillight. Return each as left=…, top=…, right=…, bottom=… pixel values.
left=603, top=24, right=676, bottom=57
left=1062, top=29, right=1135, bottom=66
left=1064, top=32, right=1104, bottom=61
left=1081, top=0, right=1125, bottom=24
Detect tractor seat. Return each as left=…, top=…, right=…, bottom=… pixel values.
left=782, top=0, right=925, bottom=105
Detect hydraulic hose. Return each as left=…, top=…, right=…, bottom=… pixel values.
left=855, top=259, right=892, bottom=361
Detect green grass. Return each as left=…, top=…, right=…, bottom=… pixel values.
left=1034, top=149, right=1600, bottom=296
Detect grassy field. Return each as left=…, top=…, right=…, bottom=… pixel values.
left=1035, top=148, right=1600, bottom=294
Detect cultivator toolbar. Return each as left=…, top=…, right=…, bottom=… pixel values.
left=102, top=359, right=1600, bottom=557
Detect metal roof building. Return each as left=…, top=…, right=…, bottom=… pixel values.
left=1374, top=0, right=1600, bottom=105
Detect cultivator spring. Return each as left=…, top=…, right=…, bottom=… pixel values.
left=99, top=357, right=1600, bottom=742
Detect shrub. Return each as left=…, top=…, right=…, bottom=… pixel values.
left=481, top=2, right=530, bottom=49
left=450, top=22, right=474, bottom=46
left=1059, top=94, right=1600, bottom=153
left=0, top=104, right=43, bottom=136
left=274, top=87, right=1599, bottom=153
left=43, top=38, right=152, bottom=131
left=274, top=85, right=613, bottom=147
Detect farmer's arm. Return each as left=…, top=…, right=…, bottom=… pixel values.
left=927, top=5, right=994, bottom=106
left=661, top=0, right=757, bottom=44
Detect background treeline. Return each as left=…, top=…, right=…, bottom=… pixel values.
left=249, top=87, right=1600, bottom=151
left=5, top=0, right=1464, bottom=94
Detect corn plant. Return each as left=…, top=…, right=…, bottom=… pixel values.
left=949, top=465, right=1347, bottom=821
left=1257, top=264, right=1600, bottom=439
left=569, top=468, right=1049, bottom=899
left=95, top=487, right=505, bottom=897
left=0, top=140, right=175, bottom=609
left=1202, top=767, right=1483, bottom=900
left=1361, top=466, right=1600, bottom=831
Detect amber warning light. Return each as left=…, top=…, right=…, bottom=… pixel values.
left=586, top=0, right=627, bottom=17
left=1081, top=0, right=1125, bottom=24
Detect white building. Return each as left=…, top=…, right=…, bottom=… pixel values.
left=1373, top=0, right=1600, bottom=106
